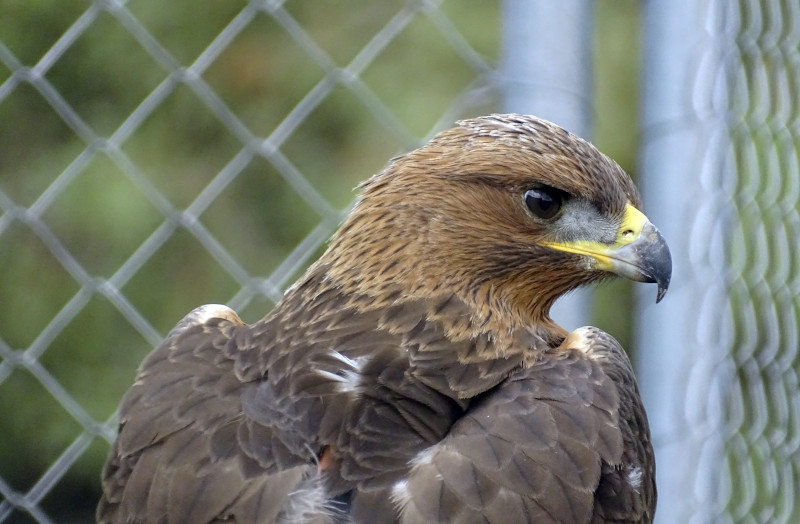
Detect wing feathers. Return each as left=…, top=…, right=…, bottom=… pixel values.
left=399, top=346, right=627, bottom=523
left=100, top=294, right=654, bottom=524
left=99, top=307, right=319, bottom=523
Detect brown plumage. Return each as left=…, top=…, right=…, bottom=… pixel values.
left=98, top=114, right=670, bottom=523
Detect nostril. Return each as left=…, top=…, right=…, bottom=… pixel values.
left=622, top=229, right=635, bottom=239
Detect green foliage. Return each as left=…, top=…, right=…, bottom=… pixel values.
left=591, top=0, right=640, bottom=353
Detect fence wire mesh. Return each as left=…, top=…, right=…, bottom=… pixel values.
left=1, top=1, right=799, bottom=523
left=703, top=0, right=800, bottom=521
left=640, top=1, right=800, bottom=523
left=0, top=1, right=499, bottom=521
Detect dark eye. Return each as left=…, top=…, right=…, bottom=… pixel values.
left=524, top=187, right=563, bottom=219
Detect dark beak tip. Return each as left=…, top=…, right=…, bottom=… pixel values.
left=647, top=226, right=672, bottom=304
left=652, top=261, right=671, bottom=304
left=656, top=284, right=669, bottom=303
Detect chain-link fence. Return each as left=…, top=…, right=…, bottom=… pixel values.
left=0, top=2, right=501, bottom=521
left=1, top=1, right=798, bottom=523
left=639, top=1, right=800, bottom=523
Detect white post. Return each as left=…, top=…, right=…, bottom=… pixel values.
left=501, top=0, right=594, bottom=331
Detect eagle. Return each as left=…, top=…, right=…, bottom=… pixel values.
left=98, top=114, right=670, bottom=523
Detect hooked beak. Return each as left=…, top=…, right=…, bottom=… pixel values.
left=543, top=204, right=672, bottom=303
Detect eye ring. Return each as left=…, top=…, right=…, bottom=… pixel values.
left=524, top=187, right=563, bottom=220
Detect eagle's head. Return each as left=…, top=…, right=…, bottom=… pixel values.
left=323, top=114, right=671, bottom=338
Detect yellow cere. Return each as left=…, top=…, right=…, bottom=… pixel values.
left=616, top=204, right=648, bottom=244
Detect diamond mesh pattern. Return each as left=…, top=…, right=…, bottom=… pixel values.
left=0, top=1, right=498, bottom=520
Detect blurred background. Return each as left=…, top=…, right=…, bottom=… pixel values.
left=0, top=0, right=797, bottom=522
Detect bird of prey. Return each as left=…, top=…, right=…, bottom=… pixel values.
left=98, top=114, right=670, bottom=523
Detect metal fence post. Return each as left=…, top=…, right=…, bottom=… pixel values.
left=639, top=1, right=733, bottom=521
left=500, top=0, right=594, bottom=331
